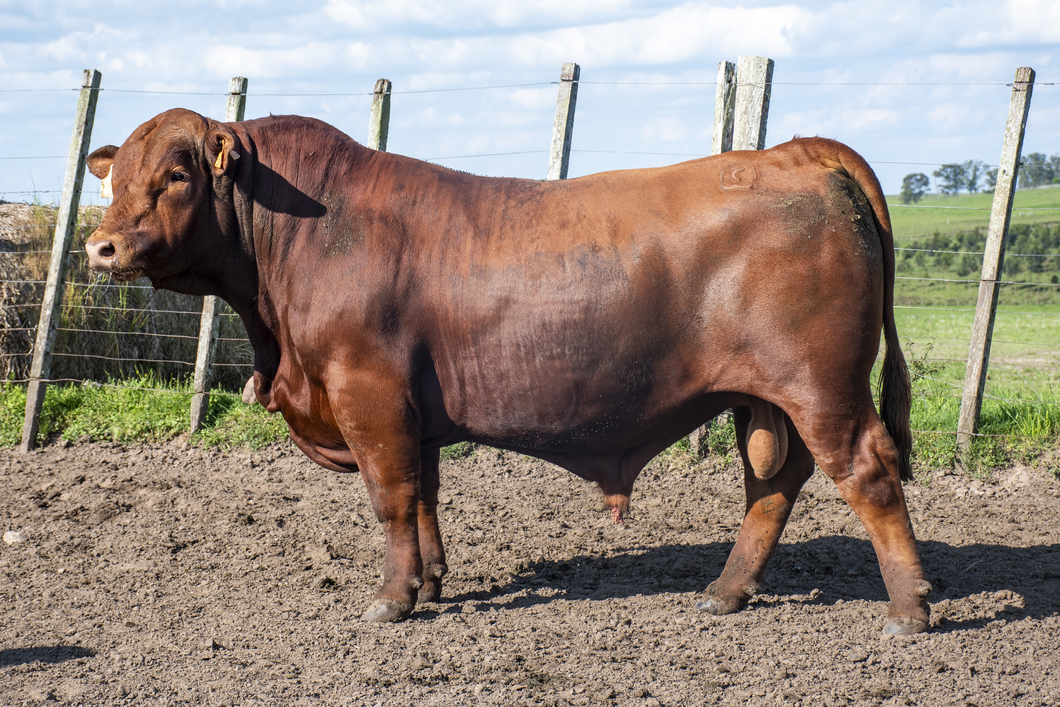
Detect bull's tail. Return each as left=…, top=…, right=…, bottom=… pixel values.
left=810, top=140, right=914, bottom=482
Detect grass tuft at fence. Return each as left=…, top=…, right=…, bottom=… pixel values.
left=0, top=373, right=285, bottom=449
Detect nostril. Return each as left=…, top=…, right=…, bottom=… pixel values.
left=88, top=239, right=116, bottom=260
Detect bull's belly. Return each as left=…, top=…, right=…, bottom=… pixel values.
left=443, top=382, right=741, bottom=456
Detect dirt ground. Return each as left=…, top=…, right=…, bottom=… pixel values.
left=1, top=440, right=1058, bottom=707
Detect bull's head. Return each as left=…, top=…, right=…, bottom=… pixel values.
left=85, top=108, right=240, bottom=293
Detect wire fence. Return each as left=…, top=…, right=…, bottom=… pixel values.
left=2, top=68, right=1058, bottom=454
left=0, top=207, right=254, bottom=391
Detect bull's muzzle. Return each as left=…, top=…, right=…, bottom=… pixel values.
left=85, top=230, right=139, bottom=280
left=85, top=231, right=117, bottom=269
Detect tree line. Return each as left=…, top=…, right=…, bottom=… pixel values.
left=899, top=152, right=1060, bottom=203
left=897, top=223, right=1060, bottom=278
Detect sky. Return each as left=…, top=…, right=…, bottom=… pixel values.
left=1, top=0, right=1058, bottom=207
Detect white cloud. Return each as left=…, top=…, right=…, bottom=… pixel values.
left=319, top=3, right=808, bottom=73
left=323, top=0, right=639, bottom=33
left=641, top=116, right=690, bottom=143
left=201, top=42, right=344, bottom=79
left=2, top=0, right=1059, bottom=195
left=506, top=87, right=555, bottom=110
left=773, top=106, right=900, bottom=143
left=956, top=0, right=1060, bottom=47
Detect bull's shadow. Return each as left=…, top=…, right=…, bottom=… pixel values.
left=246, top=161, right=327, bottom=219
left=0, top=645, right=95, bottom=667
left=431, top=537, right=1060, bottom=629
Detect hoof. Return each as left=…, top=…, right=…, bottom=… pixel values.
left=695, top=593, right=746, bottom=616
left=695, top=580, right=752, bottom=615
left=883, top=616, right=929, bottom=635
left=418, top=581, right=442, bottom=603
left=418, top=563, right=447, bottom=603
left=695, top=596, right=738, bottom=615
left=362, top=598, right=413, bottom=623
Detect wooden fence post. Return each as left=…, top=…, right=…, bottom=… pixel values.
left=20, top=69, right=102, bottom=452
left=368, top=79, right=392, bottom=151
left=711, top=61, right=736, bottom=156
left=189, top=76, right=248, bottom=434
left=547, top=62, right=580, bottom=180
left=955, top=67, right=1035, bottom=467
left=732, top=56, right=774, bottom=152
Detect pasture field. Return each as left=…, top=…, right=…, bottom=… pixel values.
left=893, top=304, right=1060, bottom=391
left=886, top=185, right=1060, bottom=243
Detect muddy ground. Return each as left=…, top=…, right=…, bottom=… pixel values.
left=1, top=440, right=1058, bottom=706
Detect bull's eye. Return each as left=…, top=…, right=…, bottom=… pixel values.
left=171, top=171, right=187, bottom=182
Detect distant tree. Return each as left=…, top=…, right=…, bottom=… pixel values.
left=984, top=167, right=999, bottom=192
left=933, top=164, right=965, bottom=195
left=1020, top=152, right=1053, bottom=188
left=1050, top=154, right=1060, bottom=184
left=956, top=253, right=980, bottom=278
left=899, top=173, right=930, bottom=204
left=963, top=160, right=987, bottom=193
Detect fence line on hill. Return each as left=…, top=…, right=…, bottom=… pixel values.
left=2, top=62, right=1057, bottom=464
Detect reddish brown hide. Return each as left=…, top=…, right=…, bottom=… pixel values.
left=84, top=109, right=929, bottom=634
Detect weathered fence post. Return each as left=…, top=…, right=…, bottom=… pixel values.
left=547, top=62, right=580, bottom=180
left=711, top=61, right=736, bottom=156
left=955, top=67, right=1035, bottom=467
left=189, top=76, right=248, bottom=434
left=732, top=55, right=774, bottom=152
left=368, top=79, right=392, bottom=151
left=20, top=69, right=102, bottom=452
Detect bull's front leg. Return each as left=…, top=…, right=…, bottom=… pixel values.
left=417, top=447, right=448, bottom=603
left=358, top=443, right=425, bottom=623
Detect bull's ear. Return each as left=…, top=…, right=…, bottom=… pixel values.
left=87, top=145, right=118, bottom=179
left=205, top=127, right=240, bottom=177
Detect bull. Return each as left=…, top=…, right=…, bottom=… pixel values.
left=84, top=109, right=931, bottom=634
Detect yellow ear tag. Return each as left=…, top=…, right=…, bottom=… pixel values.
left=214, top=137, right=227, bottom=170
left=100, top=165, right=113, bottom=199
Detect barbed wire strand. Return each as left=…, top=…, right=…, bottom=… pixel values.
left=50, top=352, right=194, bottom=366
left=66, top=305, right=201, bottom=316
left=55, top=327, right=200, bottom=341
left=6, top=79, right=1055, bottom=96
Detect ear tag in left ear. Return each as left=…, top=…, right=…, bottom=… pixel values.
left=214, top=137, right=227, bottom=170
left=100, top=165, right=113, bottom=199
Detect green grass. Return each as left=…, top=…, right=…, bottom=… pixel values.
left=887, top=185, right=1060, bottom=242
left=0, top=374, right=286, bottom=449
left=893, top=304, right=1060, bottom=393
left=2, top=374, right=1055, bottom=476
left=902, top=375, right=1060, bottom=474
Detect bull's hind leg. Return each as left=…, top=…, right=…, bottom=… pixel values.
left=697, top=407, right=814, bottom=615
left=812, top=416, right=930, bottom=634
left=417, top=448, right=448, bottom=603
